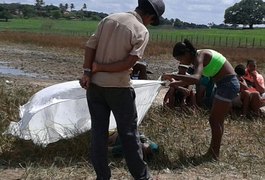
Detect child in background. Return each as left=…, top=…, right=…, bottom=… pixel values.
left=234, top=64, right=265, bottom=117
left=108, top=131, right=159, bottom=161
left=162, top=64, right=197, bottom=110
left=243, top=59, right=265, bottom=98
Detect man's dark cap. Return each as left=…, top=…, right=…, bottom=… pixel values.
left=138, top=0, right=165, bottom=26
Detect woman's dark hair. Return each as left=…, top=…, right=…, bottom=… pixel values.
left=234, top=64, right=246, bottom=76
left=173, top=39, right=197, bottom=58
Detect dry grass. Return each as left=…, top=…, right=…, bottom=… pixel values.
left=0, top=32, right=265, bottom=179
left=0, top=79, right=264, bottom=179
left=0, top=31, right=176, bottom=58
left=0, top=31, right=88, bottom=50
left=141, top=106, right=265, bottom=173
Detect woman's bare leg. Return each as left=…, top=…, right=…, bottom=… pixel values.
left=207, top=98, right=231, bottom=160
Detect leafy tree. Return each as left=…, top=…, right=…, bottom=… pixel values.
left=21, top=5, right=36, bottom=18
left=158, top=17, right=171, bottom=25
left=59, top=3, right=65, bottom=13
left=51, top=10, right=61, bottom=19
left=173, top=18, right=184, bottom=28
left=70, top=3, right=74, bottom=11
left=224, top=0, right=265, bottom=28
left=76, top=10, right=84, bottom=19
left=44, top=5, right=59, bottom=12
left=65, top=3, right=69, bottom=11
left=170, top=18, right=175, bottom=26
left=0, top=5, right=11, bottom=21
left=35, top=0, right=44, bottom=10
left=83, top=3, right=87, bottom=11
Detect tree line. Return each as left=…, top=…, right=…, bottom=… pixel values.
left=0, top=2, right=108, bottom=21
left=0, top=0, right=265, bottom=29
left=224, top=0, right=265, bottom=29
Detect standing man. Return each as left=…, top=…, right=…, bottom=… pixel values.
left=79, top=0, right=165, bottom=179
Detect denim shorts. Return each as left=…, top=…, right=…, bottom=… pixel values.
left=214, top=75, right=240, bottom=102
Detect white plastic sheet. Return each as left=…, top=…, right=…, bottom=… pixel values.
left=5, top=80, right=162, bottom=147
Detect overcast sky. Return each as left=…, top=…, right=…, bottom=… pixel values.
left=2, top=0, right=242, bottom=25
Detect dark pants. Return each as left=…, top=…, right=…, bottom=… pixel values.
left=86, top=83, right=150, bottom=180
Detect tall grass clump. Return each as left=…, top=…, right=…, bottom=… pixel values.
left=0, top=78, right=39, bottom=162
left=0, top=78, right=37, bottom=129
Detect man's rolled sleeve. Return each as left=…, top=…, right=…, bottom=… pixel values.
left=85, top=20, right=104, bottom=49
left=86, top=34, right=98, bottom=49
left=130, top=32, right=149, bottom=59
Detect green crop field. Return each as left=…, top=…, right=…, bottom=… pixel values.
left=149, top=28, right=265, bottom=48
left=0, top=18, right=99, bottom=36
left=0, top=18, right=265, bottom=47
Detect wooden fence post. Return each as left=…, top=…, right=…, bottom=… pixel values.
left=252, top=38, right=255, bottom=48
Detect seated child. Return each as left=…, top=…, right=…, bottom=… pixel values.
left=131, top=61, right=153, bottom=80
left=162, top=64, right=196, bottom=109
left=108, top=131, right=159, bottom=161
left=243, top=59, right=265, bottom=96
left=233, top=64, right=265, bottom=117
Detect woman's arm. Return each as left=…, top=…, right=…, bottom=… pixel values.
left=169, top=52, right=206, bottom=86
left=168, top=74, right=201, bottom=85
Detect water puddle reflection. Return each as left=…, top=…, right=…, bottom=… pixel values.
left=0, top=62, right=47, bottom=78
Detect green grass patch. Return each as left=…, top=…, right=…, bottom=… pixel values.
left=1, top=18, right=265, bottom=47
left=149, top=28, right=265, bottom=48
left=0, top=18, right=99, bottom=36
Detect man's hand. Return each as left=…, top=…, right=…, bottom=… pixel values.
left=79, top=74, right=91, bottom=90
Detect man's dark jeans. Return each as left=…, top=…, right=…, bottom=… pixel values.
left=86, top=83, right=150, bottom=180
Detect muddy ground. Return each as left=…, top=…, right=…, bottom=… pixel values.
left=1, top=42, right=264, bottom=85
left=0, top=42, right=177, bottom=85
